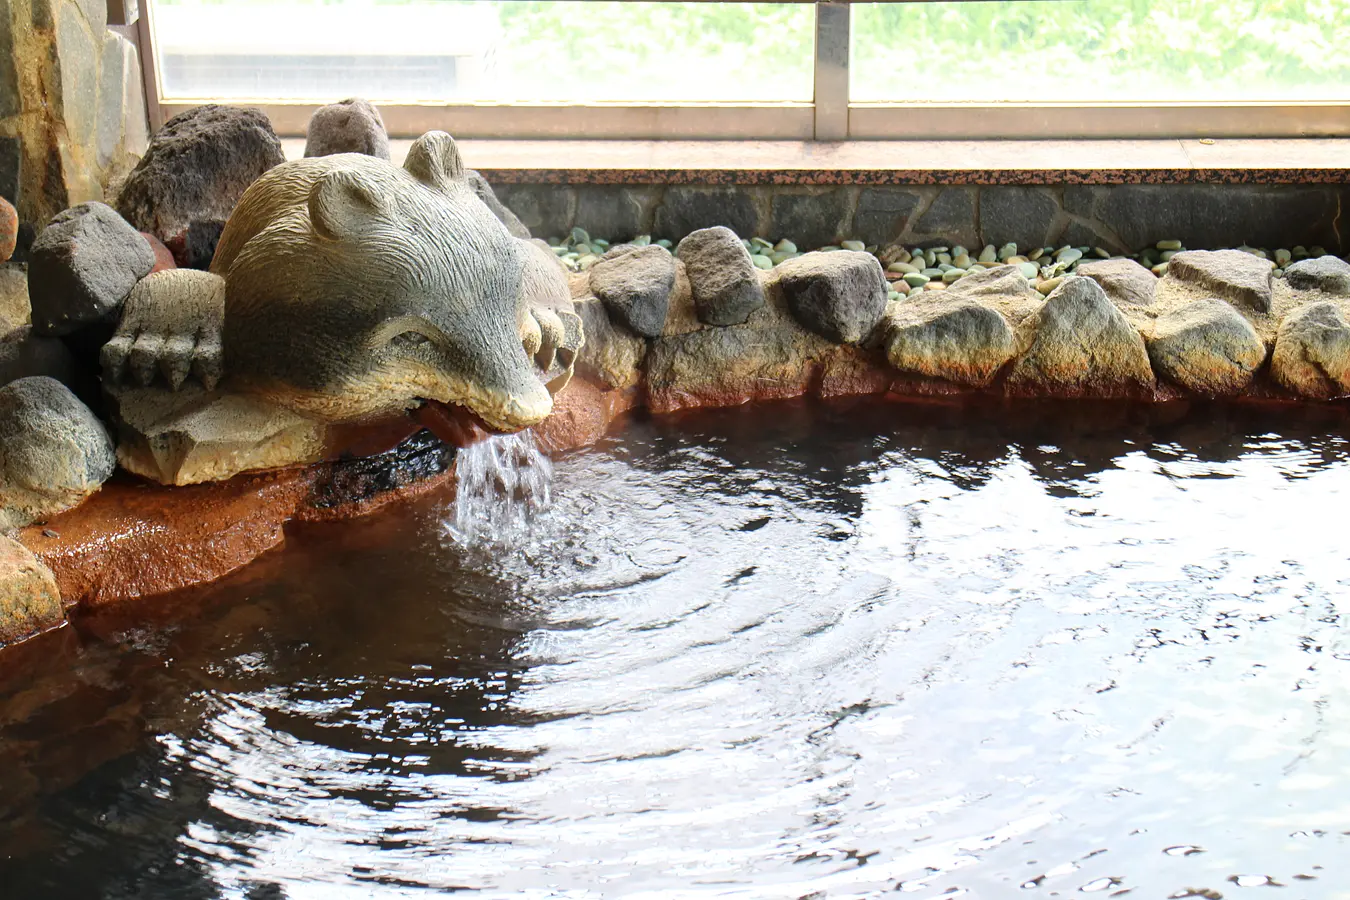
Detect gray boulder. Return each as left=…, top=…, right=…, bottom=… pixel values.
left=0, top=327, right=79, bottom=389
left=883, top=297, right=1015, bottom=387
left=588, top=244, right=676, bottom=339
left=0, top=376, right=116, bottom=530
left=115, top=104, right=285, bottom=257
left=676, top=226, right=765, bottom=326
left=28, top=202, right=155, bottom=336
left=774, top=250, right=888, bottom=344
left=1008, top=276, right=1154, bottom=396
left=1077, top=258, right=1157, bottom=307
left=466, top=170, right=531, bottom=239
left=1271, top=301, right=1350, bottom=399
left=1146, top=298, right=1265, bottom=396
left=1167, top=249, right=1273, bottom=313
left=303, top=98, right=390, bottom=160
left=1284, top=256, right=1350, bottom=295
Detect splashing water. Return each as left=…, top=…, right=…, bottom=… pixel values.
left=445, top=430, right=553, bottom=546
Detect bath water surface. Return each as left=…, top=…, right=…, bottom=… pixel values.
left=2, top=398, right=1349, bottom=899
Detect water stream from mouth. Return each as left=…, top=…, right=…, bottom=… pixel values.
left=444, top=429, right=553, bottom=547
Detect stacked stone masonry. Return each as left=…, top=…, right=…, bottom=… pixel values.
left=494, top=183, right=1350, bottom=259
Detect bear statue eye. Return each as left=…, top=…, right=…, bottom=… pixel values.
left=391, top=330, right=431, bottom=349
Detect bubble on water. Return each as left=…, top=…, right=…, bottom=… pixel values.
left=1080, top=876, right=1123, bottom=892
left=1164, top=845, right=1206, bottom=857
left=1228, top=874, right=1281, bottom=887
left=444, top=430, right=553, bottom=547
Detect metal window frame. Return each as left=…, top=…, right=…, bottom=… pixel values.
left=141, top=0, right=1350, bottom=141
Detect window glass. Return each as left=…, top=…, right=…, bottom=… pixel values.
left=153, top=1, right=815, bottom=103
left=851, top=1, right=1350, bottom=103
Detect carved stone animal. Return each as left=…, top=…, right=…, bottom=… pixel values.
left=206, top=131, right=580, bottom=432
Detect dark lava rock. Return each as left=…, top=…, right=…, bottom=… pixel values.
left=303, top=98, right=390, bottom=160
left=774, top=250, right=888, bottom=344
left=308, top=429, right=454, bottom=510
left=588, top=244, right=676, bottom=339
left=164, top=219, right=226, bottom=270
left=0, top=326, right=79, bottom=390
left=676, top=226, right=765, bottom=326
left=28, top=201, right=155, bottom=336
left=1284, top=256, right=1350, bottom=295
left=115, top=104, right=285, bottom=247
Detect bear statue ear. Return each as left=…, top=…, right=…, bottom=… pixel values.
left=404, top=130, right=466, bottom=193
left=309, top=168, right=386, bottom=240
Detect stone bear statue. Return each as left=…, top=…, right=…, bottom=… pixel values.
left=201, top=130, right=578, bottom=433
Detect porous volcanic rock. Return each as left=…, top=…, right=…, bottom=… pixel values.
left=1166, top=249, right=1273, bottom=313
left=1284, top=256, right=1350, bottom=295
left=1007, top=276, right=1154, bottom=397
left=1270, top=300, right=1350, bottom=399
left=676, top=226, right=765, bottom=326
left=27, top=202, right=155, bottom=336
left=1146, top=298, right=1265, bottom=396
left=303, top=98, right=390, bottom=160
left=882, top=296, right=1016, bottom=387
left=115, top=105, right=285, bottom=255
left=774, top=250, right=888, bottom=344
left=573, top=296, right=646, bottom=390
left=0, top=327, right=79, bottom=389
left=140, top=231, right=177, bottom=274
left=0, top=536, right=63, bottom=645
left=0, top=377, right=115, bottom=530
left=588, top=244, right=676, bottom=339
left=1077, top=258, right=1158, bottom=307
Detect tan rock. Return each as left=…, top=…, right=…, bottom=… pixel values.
left=882, top=296, right=1015, bottom=387
left=573, top=296, right=646, bottom=390
left=111, top=386, right=328, bottom=486
left=1008, top=276, right=1154, bottom=397
left=1146, top=298, right=1265, bottom=396
left=1270, top=300, right=1350, bottom=399
left=1077, top=258, right=1158, bottom=307
left=0, top=536, right=63, bottom=645
left=1167, top=250, right=1273, bottom=313
left=0, top=266, right=31, bottom=337
left=645, top=303, right=837, bottom=413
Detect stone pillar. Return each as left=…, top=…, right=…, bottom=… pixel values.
left=0, top=0, right=150, bottom=252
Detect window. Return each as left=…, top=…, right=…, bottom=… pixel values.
left=142, top=0, right=1350, bottom=139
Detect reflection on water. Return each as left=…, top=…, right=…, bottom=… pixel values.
left=2, top=398, right=1349, bottom=899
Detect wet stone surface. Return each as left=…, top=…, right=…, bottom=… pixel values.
left=1, top=399, right=1348, bottom=897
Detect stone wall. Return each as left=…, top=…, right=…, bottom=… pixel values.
left=0, top=0, right=150, bottom=256
left=493, top=182, right=1350, bottom=257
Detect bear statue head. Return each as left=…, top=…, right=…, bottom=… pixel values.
left=211, top=131, right=580, bottom=434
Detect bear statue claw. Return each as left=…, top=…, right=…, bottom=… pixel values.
left=101, top=269, right=226, bottom=392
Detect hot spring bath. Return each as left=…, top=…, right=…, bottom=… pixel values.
left=1, top=398, right=1348, bottom=898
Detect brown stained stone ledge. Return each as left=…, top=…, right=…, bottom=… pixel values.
left=277, top=138, right=1350, bottom=186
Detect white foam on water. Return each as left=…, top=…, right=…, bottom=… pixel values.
left=444, top=430, right=553, bottom=547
